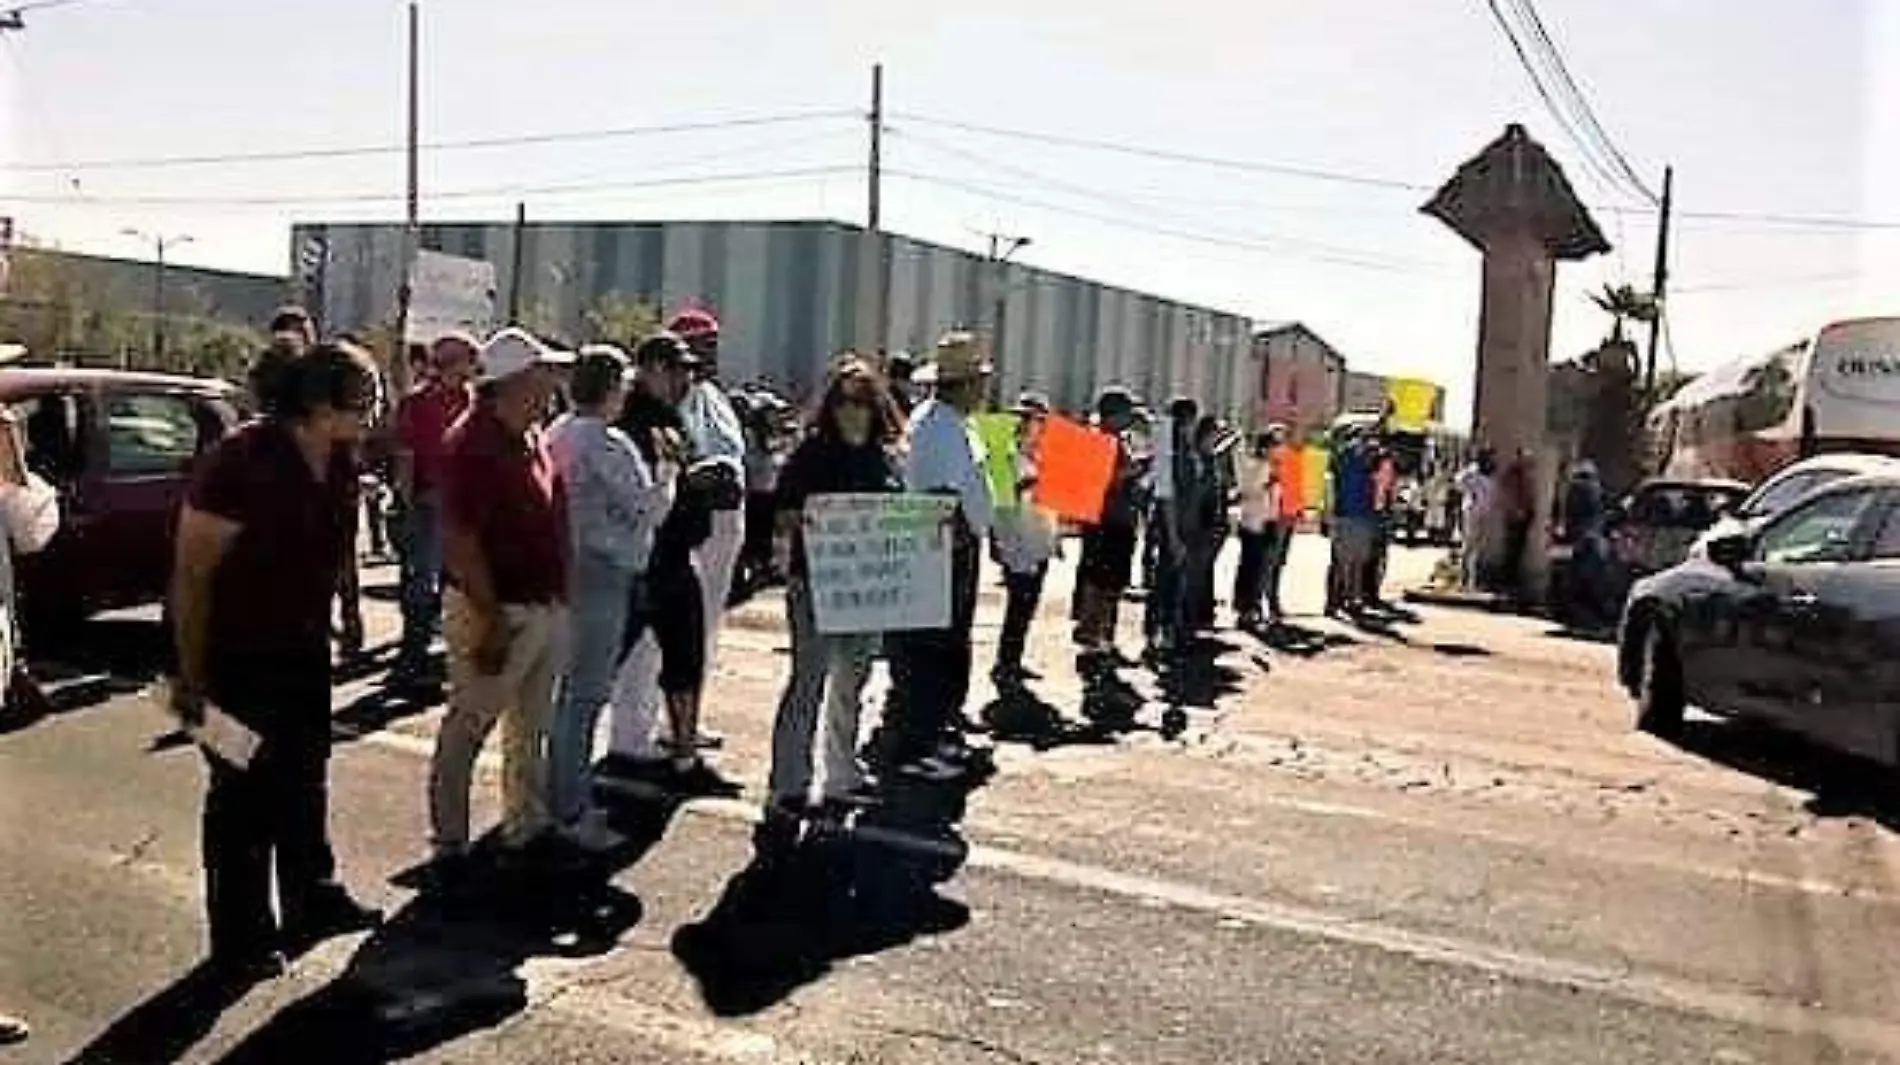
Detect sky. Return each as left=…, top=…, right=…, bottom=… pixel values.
left=2, top=0, right=1897, bottom=424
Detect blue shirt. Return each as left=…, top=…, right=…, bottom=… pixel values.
left=1332, top=445, right=1376, bottom=520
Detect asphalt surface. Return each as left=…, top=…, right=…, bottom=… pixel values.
left=3, top=534, right=1899, bottom=1064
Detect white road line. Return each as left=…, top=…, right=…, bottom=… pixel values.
left=356, top=727, right=1900, bottom=1056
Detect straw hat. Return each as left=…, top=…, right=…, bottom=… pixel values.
left=920, top=329, right=994, bottom=384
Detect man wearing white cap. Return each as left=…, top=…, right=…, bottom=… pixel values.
left=428, top=327, right=577, bottom=874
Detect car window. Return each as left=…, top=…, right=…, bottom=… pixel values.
left=103, top=392, right=204, bottom=476
left=1754, top=488, right=1878, bottom=565
left=1871, top=497, right=1900, bottom=560
left=16, top=392, right=87, bottom=483
left=1740, top=469, right=1834, bottom=518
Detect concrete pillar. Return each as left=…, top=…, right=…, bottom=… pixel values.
left=1473, top=231, right=1557, bottom=597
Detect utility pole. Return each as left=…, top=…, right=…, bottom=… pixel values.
left=1644, top=165, right=1674, bottom=397
left=868, top=63, right=892, bottom=357
left=121, top=229, right=192, bottom=369
left=984, top=232, right=1031, bottom=402
left=392, top=0, right=421, bottom=393
left=507, top=200, right=527, bottom=323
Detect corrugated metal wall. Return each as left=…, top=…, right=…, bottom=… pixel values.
left=293, top=219, right=1251, bottom=416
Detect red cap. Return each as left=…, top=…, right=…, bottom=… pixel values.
left=667, top=307, right=720, bottom=339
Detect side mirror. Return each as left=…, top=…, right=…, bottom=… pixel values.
left=1706, top=531, right=1752, bottom=571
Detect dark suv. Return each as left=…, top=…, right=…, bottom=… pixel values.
left=2, top=367, right=244, bottom=631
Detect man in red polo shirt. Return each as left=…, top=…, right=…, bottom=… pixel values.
left=428, top=328, right=575, bottom=873
left=390, top=332, right=477, bottom=687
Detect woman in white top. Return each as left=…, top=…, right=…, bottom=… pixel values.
left=0, top=404, right=61, bottom=725
left=1233, top=429, right=1285, bottom=628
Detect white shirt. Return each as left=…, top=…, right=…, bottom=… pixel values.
left=1150, top=415, right=1179, bottom=503
left=678, top=379, right=746, bottom=476
left=1237, top=454, right=1283, bottom=533
left=547, top=413, right=674, bottom=573
left=0, top=472, right=59, bottom=683
left=904, top=398, right=993, bottom=537
left=1456, top=464, right=1495, bottom=522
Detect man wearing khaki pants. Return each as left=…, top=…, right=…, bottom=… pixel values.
left=429, top=328, right=575, bottom=877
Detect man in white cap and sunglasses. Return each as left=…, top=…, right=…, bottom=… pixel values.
left=428, top=327, right=579, bottom=877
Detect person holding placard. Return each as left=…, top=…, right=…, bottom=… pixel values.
left=172, top=343, right=384, bottom=983
left=888, top=331, right=994, bottom=783
left=763, top=359, right=905, bottom=835
left=991, top=392, right=1060, bottom=686
left=1072, top=387, right=1146, bottom=670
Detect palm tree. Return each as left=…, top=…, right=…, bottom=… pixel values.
left=1589, top=283, right=1658, bottom=344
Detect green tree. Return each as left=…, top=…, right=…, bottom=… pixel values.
left=583, top=292, right=660, bottom=346
left=1588, top=283, right=1658, bottom=344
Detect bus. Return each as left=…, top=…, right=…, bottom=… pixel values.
left=1649, top=316, right=1900, bottom=484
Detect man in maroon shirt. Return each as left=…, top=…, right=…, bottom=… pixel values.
left=390, top=332, right=477, bottom=686
left=427, top=328, right=576, bottom=873
left=172, top=342, right=383, bottom=982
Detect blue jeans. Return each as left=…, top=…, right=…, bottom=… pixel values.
left=397, top=494, right=445, bottom=667
left=549, top=553, right=636, bottom=824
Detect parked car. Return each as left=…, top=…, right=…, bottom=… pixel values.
left=1609, top=477, right=1750, bottom=579
left=1619, top=470, right=1900, bottom=767
left=1689, top=452, right=1900, bottom=562
left=2, top=367, right=245, bottom=633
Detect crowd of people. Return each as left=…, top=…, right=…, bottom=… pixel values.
left=12, top=298, right=1314, bottom=993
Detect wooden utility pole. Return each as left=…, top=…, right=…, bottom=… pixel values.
left=392, top=0, right=421, bottom=393
left=868, top=64, right=891, bottom=356
left=1644, top=165, right=1674, bottom=397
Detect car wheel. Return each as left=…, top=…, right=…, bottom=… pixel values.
left=1635, top=620, right=1686, bottom=739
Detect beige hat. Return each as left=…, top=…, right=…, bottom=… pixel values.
left=920, top=329, right=994, bottom=384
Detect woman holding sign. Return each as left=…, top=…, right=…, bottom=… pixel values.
left=762, top=358, right=905, bottom=840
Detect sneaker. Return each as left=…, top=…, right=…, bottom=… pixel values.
left=0, top=1013, right=27, bottom=1046
left=559, top=809, right=628, bottom=854
left=899, top=754, right=966, bottom=783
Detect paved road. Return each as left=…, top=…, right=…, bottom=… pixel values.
left=3, top=535, right=1899, bottom=1064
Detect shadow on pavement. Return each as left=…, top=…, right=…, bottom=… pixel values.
left=1156, top=636, right=1244, bottom=711
left=1669, top=718, right=1900, bottom=834
left=12, top=618, right=171, bottom=730
left=58, top=961, right=259, bottom=1065
left=673, top=779, right=973, bottom=1018
left=1544, top=624, right=1618, bottom=646
left=980, top=679, right=1145, bottom=751
left=70, top=809, right=670, bottom=1065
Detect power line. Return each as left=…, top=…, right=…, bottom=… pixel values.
left=1478, top=0, right=1643, bottom=203
left=1505, top=0, right=1657, bottom=203
left=887, top=169, right=1459, bottom=277
left=0, top=110, right=857, bottom=173
left=891, top=112, right=1434, bottom=193
left=0, top=164, right=859, bottom=207
left=891, top=130, right=1457, bottom=272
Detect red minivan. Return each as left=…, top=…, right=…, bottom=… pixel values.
left=1, top=367, right=245, bottom=631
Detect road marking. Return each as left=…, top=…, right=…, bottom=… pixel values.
left=356, top=727, right=1900, bottom=1056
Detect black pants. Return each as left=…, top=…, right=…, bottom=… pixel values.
left=997, top=565, right=1046, bottom=671
left=1235, top=529, right=1270, bottom=618
left=622, top=565, right=705, bottom=696
left=887, top=531, right=979, bottom=763
left=201, top=656, right=336, bottom=958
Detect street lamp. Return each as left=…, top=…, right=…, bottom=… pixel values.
left=121, top=228, right=193, bottom=368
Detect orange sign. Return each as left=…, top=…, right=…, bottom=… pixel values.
left=1031, top=414, right=1117, bottom=524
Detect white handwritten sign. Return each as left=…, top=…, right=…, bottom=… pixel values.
left=804, top=493, right=955, bottom=635
left=406, top=249, right=498, bottom=344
